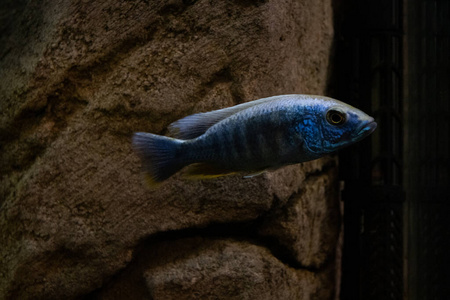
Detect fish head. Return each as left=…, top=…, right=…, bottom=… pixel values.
left=297, top=98, right=377, bottom=155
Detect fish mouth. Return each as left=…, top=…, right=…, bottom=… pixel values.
left=356, top=120, right=377, bottom=137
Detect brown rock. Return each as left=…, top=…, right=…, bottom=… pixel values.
left=0, top=0, right=337, bottom=299
left=260, top=163, right=341, bottom=268
left=95, top=238, right=335, bottom=300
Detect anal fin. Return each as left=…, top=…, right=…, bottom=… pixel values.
left=183, top=163, right=237, bottom=179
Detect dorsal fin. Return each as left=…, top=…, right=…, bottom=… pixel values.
left=167, top=95, right=287, bottom=139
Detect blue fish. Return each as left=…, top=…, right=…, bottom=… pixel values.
left=133, top=94, right=377, bottom=185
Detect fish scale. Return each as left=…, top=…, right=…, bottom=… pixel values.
left=257, top=132, right=271, bottom=161
left=231, top=123, right=248, bottom=161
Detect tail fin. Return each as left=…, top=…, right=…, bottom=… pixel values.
left=132, top=132, right=185, bottom=186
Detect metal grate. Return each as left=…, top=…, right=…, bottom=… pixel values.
left=336, top=0, right=404, bottom=299
left=405, top=0, right=450, bottom=299
left=360, top=187, right=404, bottom=300
left=338, top=0, right=450, bottom=299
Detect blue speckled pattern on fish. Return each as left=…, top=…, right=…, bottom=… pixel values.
left=132, top=94, right=377, bottom=186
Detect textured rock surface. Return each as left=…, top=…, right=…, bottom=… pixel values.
left=260, top=166, right=340, bottom=268
left=0, top=0, right=338, bottom=299
left=96, top=238, right=336, bottom=300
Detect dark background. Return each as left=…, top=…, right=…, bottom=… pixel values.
left=334, top=0, right=450, bottom=299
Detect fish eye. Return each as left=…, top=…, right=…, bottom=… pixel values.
left=326, top=109, right=346, bottom=125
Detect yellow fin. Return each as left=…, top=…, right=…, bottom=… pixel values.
left=183, top=163, right=237, bottom=179
left=142, top=173, right=162, bottom=189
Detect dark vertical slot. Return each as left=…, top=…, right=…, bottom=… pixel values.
left=335, top=0, right=404, bottom=299
left=405, top=1, right=450, bottom=299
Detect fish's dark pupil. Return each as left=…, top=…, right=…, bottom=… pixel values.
left=327, top=110, right=345, bottom=125
left=331, top=114, right=341, bottom=123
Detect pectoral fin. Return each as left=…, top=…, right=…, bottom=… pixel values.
left=242, top=171, right=266, bottom=178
